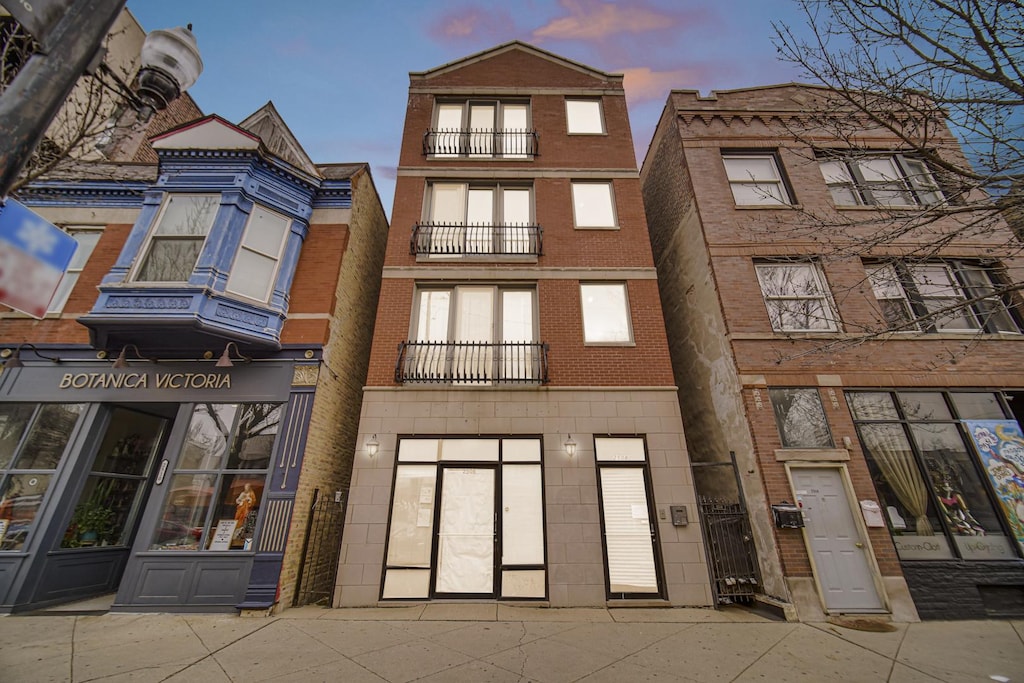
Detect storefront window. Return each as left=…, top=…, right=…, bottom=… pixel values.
left=150, top=402, right=281, bottom=551
left=0, top=404, right=85, bottom=551
left=850, top=389, right=1018, bottom=561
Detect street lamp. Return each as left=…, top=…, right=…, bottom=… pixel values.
left=0, top=0, right=203, bottom=198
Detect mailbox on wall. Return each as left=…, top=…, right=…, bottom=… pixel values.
left=772, top=502, right=804, bottom=529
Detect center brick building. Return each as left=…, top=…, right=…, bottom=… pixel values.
left=335, top=42, right=711, bottom=607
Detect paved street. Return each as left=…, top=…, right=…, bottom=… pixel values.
left=1, top=604, right=1022, bottom=682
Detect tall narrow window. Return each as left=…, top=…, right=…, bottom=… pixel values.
left=48, top=227, right=101, bottom=313
left=0, top=403, right=85, bottom=551
left=226, top=205, right=290, bottom=302
left=135, top=194, right=219, bottom=282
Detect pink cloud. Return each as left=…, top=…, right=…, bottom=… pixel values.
left=619, top=66, right=710, bottom=104
left=532, top=0, right=683, bottom=41
left=429, top=7, right=521, bottom=42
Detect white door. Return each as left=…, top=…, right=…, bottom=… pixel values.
left=435, top=467, right=495, bottom=595
left=792, top=468, right=885, bottom=612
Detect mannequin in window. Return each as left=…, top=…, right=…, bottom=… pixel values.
left=936, top=479, right=985, bottom=536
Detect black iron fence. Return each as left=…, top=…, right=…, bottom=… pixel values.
left=411, top=223, right=543, bottom=256
left=293, top=489, right=347, bottom=607
left=423, top=128, right=539, bottom=158
left=395, top=341, right=549, bottom=384
left=698, top=497, right=762, bottom=603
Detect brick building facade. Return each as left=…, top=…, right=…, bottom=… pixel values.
left=336, top=42, right=711, bottom=607
left=641, top=84, right=1024, bottom=620
left=0, top=104, right=387, bottom=613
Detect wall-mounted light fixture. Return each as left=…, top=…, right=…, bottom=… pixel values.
left=111, top=343, right=151, bottom=369
left=564, top=434, right=577, bottom=458
left=366, top=434, right=380, bottom=458
left=215, top=342, right=251, bottom=368
left=1, top=343, right=61, bottom=370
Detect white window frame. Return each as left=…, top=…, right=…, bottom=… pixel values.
left=132, top=193, right=219, bottom=283
left=755, top=262, right=839, bottom=332
left=722, top=154, right=792, bottom=206
left=571, top=182, right=617, bottom=229
left=580, top=282, right=633, bottom=344
left=819, top=154, right=944, bottom=207
left=225, top=205, right=291, bottom=303
left=870, top=260, right=1021, bottom=334
left=565, top=99, right=605, bottom=134
left=866, top=264, right=919, bottom=331
left=48, top=226, right=102, bottom=314
left=431, top=100, right=531, bottom=158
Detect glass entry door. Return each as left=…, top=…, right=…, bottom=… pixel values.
left=435, top=466, right=496, bottom=595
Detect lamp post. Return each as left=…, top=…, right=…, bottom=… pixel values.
left=0, top=0, right=202, bottom=199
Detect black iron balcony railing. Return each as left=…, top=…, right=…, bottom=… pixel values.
left=423, top=128, right=539, bottom=158
left=410, top=223, right=543, bottom=256
left=396, top=341, right=549, bottom=384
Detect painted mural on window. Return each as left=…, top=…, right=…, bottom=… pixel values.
left=964, top=420, right=1024, bottom=554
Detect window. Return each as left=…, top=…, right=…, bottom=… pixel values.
left=755, top=262, right=838, bottom=332
left=0, top=403, right=85, bottom=551
left=848, top=390, right=1016, bottom=561
left=722, top=154, right=791, bottom=205
left=429, top=100, right=533, bottom=158
left=134, top=194, right=219, bottom=282
left=819, top=154, right=943, bottom=207
left=566, top=99, right=604, bottom=134
left=383, top=437, right=545, bottom=600
left=150, top=403, right=281, bottom=551
left=402, top=286, right=540, bottom=382
left=580, top=283, right=632, bottom=343
left=571, top=182, right=617, bottom=228
left=768, top=388, right=834, bottom=449
left=48, top=227, right=101, bottom=313
left=419, top=182, right=536, bottom=255
left=865, top=260, right=1021, bottom=333
left=225, top=205, right=290, bottom=302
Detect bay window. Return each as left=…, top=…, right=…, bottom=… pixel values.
left=134, top=194, right=219, bottom=282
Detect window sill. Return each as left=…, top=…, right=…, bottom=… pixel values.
left=833, top=204, right=922, bottom=211
left=574, top=225, right=620, bottom=231
left=583, top=341, right=636, bottom=347
left=416, top=254, right=539, bottom=264
left=775, top=448, right=849, bottom=462
left=733, top=204, right=802, bottom=211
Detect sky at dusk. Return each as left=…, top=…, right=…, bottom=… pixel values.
left=128, top=1, right=812, bottom=216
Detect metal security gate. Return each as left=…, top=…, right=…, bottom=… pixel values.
left=294, top=489, right=347, bottom=607
left=694, top=456, right=761, bottom=605
left=699, top=497, right=761, bottom=603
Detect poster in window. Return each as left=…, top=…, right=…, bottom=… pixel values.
left=964, top=419, right=1024, bottom=553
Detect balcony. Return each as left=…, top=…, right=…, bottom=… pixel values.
left=423, top=129, right=539, bottom=158
left=411, top=223, right=543, bottom=256
left=395, top=341, right=549, bottom=384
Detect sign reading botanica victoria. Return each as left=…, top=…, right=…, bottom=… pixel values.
left=964, top=419, right=1024, bottom=555
left=0, top=362, right=295, bottom=402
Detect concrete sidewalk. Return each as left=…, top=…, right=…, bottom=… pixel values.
left=0, top=604, right=1022, bottom=682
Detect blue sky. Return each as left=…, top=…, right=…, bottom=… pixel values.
left=128, top=1, right=810, bottom=216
